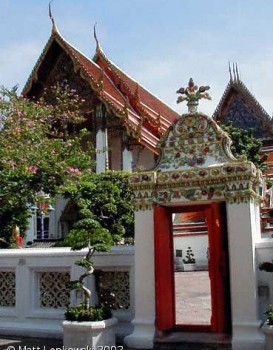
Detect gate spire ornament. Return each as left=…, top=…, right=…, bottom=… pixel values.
left=176, top=78, right=211, bottom=113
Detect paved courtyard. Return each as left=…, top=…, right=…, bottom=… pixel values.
left=175, top=271, right=211, bottom=325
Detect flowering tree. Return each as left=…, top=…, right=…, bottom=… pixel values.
left=0, top=84, right=95, bottom=244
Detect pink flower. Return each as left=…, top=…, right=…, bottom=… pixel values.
left=9, top=160, right=15, bottom=168
left=26, top=120, right=35, bottom=127
left=67, top=167, right=81, bottom=175
left=13, top=127, right=22, bottom=133
left=28, top=166, right=39, bottom=174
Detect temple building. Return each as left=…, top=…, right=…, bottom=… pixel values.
left=22, top=21, right=180, bottom=244
left=23, top=23, right=179, bottom=174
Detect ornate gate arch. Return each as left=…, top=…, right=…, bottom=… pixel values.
left=124, top=81, right=265, bottom=350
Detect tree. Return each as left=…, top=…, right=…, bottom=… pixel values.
left=62, top=171, right=134, bottom=321
left=62, top=171, right=135, bottom=245
left=0, top=84, right=94, bottom=244
left=222, top=124, right=267, bottom=170
left=64, top=217, right=113, bottom=321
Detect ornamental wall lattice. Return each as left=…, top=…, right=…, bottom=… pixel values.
left=96, top=271, right=130, bottom=310
left=39, top=271, right=70, bottom=308
left=0, top=271, right=16, bottom=307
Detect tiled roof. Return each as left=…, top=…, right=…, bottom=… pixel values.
left=213, top=78, right=272, bottom=133
left=28, top=239, right=63, bottom=248
left=23, top=26, right=180, bottom=153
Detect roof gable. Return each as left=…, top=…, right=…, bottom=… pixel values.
left=23, top=26, right=181, bottom=153
left=213, top=78, right=273, bottom=139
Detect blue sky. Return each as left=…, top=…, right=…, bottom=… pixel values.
left=1, top=0, right=273, bottom=115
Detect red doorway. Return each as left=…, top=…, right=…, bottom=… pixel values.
left=154, top=202, right=231, bottom=333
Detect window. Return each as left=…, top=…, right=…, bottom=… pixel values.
left=36, top=215, right=50, bottom=240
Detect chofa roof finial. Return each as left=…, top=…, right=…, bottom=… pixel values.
left=233, top=63, right=237, bottom=82
left=229, top=62, right=233, bottom=82
left=49, top=1, right=58, bottom=33
left=176, top=78, right=211, bottom=114
left=229, top=62, right=240, bottom=83
left=235, top=63, right=240, bottom=82
left=94, top=23, right=102, bottom=52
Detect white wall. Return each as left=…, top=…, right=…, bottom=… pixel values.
left=256, top=240, right=273, bottom=322
left=173, top=235, right=208, bottom=268
left=133, top=147, right=155, bottom=171
left=0, top=246, right=134, bottom=339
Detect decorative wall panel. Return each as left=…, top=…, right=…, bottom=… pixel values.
left=39, top=271, right=70, bottom=308
left=0, top=271, right=15, bottom=307
left=96, top=271, right=130, bottom=310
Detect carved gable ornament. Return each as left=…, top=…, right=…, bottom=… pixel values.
left=156, top=113, right=235, bottom=171
left=129, top=80, right=262, bottom=210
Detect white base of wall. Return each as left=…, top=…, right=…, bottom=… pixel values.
left=124, top=322, right=155, bottom=349
left=232, top=321, right=265, bottom=350
left=0, top=321, right=62, bottom=339
left=0, top=319, right=133, bottom=341
left=262, top=322, right=273, bottom=350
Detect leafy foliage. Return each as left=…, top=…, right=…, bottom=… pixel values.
left=183, top=247, right=196, bottom=264
left=0, top=85, right=94, bottom=243
left=265, top=304, right=273, bottom=325
left=66, top=280, right=84, bottom=290
left=222, top=125, right=267, bottom=170
left=65, top=304, right=112, bottom=322
left=62, top=171, right=135, bottom=245
left=259, top=262, right=273, bottom=273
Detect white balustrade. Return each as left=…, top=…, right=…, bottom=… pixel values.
left=0, top=246, right=134, bottom=339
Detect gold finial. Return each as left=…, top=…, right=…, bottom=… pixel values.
left=94, top=23, right=102, bottom=52
left=229, top=62, right=233, bottom=82
left=229, top=62, right=240, bottom=83
left=176, top=78, right=211, bottom=113
left=49, top=1, right=55, bottom=26
left=235, top=63, right=240, bottom=82
left=49, top=1, right=58, bottom=33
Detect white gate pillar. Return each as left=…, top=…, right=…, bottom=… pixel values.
left=227, top=200, right=265, bottom=350
left=124, top=209, right=155, bottom=349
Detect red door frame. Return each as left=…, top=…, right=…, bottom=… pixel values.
left=154, top=205, right=175, bottom=331
left=154, top=202, right=231, bottom=333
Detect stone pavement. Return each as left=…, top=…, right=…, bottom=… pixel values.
left=175, top=271, right=211, bottom=325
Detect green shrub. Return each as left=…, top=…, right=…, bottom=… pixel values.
left=65, top=304, right=112, bottom=322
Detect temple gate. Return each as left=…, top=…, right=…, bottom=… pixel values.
left=124, top=80, right=265, bottom=350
